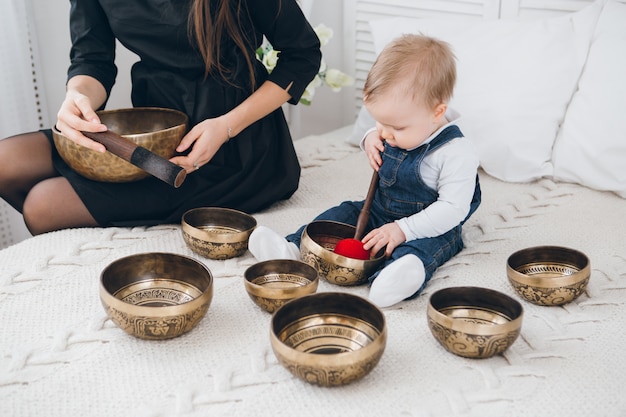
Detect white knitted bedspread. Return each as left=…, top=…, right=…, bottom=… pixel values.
left=1, top=126, right=625, bottom=417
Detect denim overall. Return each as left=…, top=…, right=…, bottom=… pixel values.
left=288, top=125, right=481, bottom=297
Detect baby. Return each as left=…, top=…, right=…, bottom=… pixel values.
left=249, top=34, right=481, bottom=308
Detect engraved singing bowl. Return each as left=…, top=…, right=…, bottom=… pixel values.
left=53, top=107, right=188, bottom=182
left=244, top=259, right=319, bottom=313
left=100, top=252, right=213, bottom=340
left=300, top=221, right=384, bottom=286
left=427, top=286, right=523, bottom=359
left=181, top=207, right=257, bottom=260
left=507, top=245, right=590, bottom=306
left=270, top=292, right=387, bottom=387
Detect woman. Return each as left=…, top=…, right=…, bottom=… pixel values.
left=0, top=0, right=321, bottom=235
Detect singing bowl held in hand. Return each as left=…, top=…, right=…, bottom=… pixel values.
left=53, top=107, right=188, bottom=183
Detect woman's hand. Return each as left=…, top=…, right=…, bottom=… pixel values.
left=55, top=76, right=108, bottom=153
left=170, top=116, right=231, bottom=173
left=362, top=222, right=406, bottom=258
left=363, top=129, right=385, bottom=171
left=170, top=80, right=291, bottom=173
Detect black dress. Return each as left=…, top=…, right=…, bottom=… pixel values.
left=47, top=0, right=321, bottom=226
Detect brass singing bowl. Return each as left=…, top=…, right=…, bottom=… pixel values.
left=182, top=207, right=257, bottom=260
left=100, top=252, right=213, bottom=340
left=300, top=221, right=384, bottom=286
left=244, top=259, right=319, bottom=313
left=507, top=245, right=590, bottom=306
left=53, top=107, right=188, bottom=182
left=427, top=286, right=523, bottom=359
left=270, top=292, right=387, bottom=386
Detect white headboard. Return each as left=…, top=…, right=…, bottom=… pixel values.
left=341, top=0, right=599, bottom=118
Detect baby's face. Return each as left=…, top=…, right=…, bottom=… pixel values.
left=365, top=90, right=445, bottom=150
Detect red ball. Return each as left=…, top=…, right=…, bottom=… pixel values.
left=333, top=238, right=370, bottom=260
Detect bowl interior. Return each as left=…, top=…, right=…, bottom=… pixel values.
left=112, top=279, right=203, bottom=307
left=278, top=313, right=381, bottom=354
left=302, top=220, right=384, bottom=262
left=272, top=292, right=385, bottom=354
left=305, top=221, right=383, bottom=261
left=507, top=246, right=589, bottom=283
left=437, top=306, right=512, bottom=326
left=251, top=275, right=310, bottom=288
left=429, top=286, right=523, bottom=330
left=307, top=220, right=348, bottom=251
left=245, top=260, right=317, bottom=291
left=98, top=107, right=188, bottom=136
left=183, top=208, right=256, bottom=240
left=102, top=252, right=212, bottom=306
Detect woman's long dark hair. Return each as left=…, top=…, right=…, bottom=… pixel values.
left=188, top=0, right=258, bottom=90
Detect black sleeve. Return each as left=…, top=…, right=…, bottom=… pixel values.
left=247, top=0, right=322, bottom=104
left=67, top=0, right=118, bottom=101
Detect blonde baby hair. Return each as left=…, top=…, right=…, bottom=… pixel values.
left=363, top=34, right=456, bottom=109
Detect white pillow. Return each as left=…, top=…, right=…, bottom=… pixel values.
left=552, top=0, right=626, bottom=198
left=347, top=106, right=375, bottom=146
left=364, top=1, right=603, bottom=182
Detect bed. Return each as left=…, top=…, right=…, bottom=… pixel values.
left=1, top=0, right=625, bottom=416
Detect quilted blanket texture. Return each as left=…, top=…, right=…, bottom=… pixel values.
left=1, top=126, right=625, bottom=417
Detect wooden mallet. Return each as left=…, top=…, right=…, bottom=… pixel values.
left=82, top=130, right=187, bottom=188
left=333, top=170, right=379, bottom=260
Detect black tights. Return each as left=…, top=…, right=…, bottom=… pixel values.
left=0, top=131, right=98, bottom=235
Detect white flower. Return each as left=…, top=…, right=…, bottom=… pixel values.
left=317, top=60, right=327, bottom=77
left=323, top=68, right=354, bottom=92
left=256, top=23, right=353, bottom=105
left=300, top=83, right=316, bottom=106
left=309, top=73, right=323, bottom=89
left=313, top=23, right=333, bottom=47
left=261, top=48, right=279, bottom=72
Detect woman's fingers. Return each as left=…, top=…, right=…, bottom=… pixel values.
left=56, top=95, right=107, bottom=152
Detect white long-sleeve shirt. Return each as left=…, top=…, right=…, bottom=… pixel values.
left=360, top=109, right=479, bottom=241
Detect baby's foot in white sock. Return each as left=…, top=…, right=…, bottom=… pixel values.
left=369, top=254, right=426, bottom=308
left=248, top=225, right=301, bottom=261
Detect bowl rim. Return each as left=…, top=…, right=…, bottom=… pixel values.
left=427, top=286, right=523, bottom=335
left=244, top=259, right=319, bottom=298
left=99, top=251, right=213, bottom=316
left=302, top=220, right=385, bottom=266
left=270, top=292, right=387, bottom=365
left=52, top=107, right=189, bottom=138
left=98, top=107, right=189, bottom=134
left=181, top=207, right=257, bottom=242
left=51, top=107, right=188, bottom=183
left=506, top=245, right=590, bottom=288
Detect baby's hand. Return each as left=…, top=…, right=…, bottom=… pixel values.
left=363, top=130, right=384, bottom=171
left=362, top=222, right=406, bottom=258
